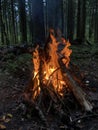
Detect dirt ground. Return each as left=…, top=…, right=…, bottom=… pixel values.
left=0, top=44, right=98, bottom=130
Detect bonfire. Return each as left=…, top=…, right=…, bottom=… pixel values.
left=23, top=30, right=93, bottom=126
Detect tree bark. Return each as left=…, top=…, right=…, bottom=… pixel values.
left=0, top=0, right=10, bottom=45
left=94, top=0, right=98, bottom=42
left=11, top=0, right=16, bottom=44
left=67, top=0, right=74, bottom=41
left=18, top=0, right=27, bottom=43
left=32, top=0, right=45, bottom=44
left=77, top=0, right=86, bottom=40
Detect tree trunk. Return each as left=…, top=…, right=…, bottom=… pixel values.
left=94, top=0, right=98, bottom=43
left=18, top=0, right=27, bottom=43
left=62, top=0, right=68, bottom=38
left=11, top=0, right=16, bottom=44
left=43, top=0, right=48, bottom=37
left=67, top=0, right=74, bottom=41
left=89, top=8, right=94, bottom=40
left=0, top=0, right=10, bottom=45
left=77, top=0, right=86, bottom=40
left=28, top=0, right=33, bottom=43
left=32, top=0, right=45, bottom=44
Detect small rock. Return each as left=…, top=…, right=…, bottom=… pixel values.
left=77, top=120, right=81, bottom=123
left=86, top=80, right=90, bottom=84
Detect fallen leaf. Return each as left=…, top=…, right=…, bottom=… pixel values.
left=4, top=118, right=11, bottom=123
left=0, top=124, right=6, bottom=129
left=2, top=116, right=6, bottom=121
left=6, top=114, right=13, bottom=118
left=3, top=113, right=13, bottom=123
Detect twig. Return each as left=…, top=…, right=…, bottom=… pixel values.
left=10, top=86, right=23, bottom=92
left=46, top=100, right=53, bottom=115
left=34, top=103, right=49, bottom=127
left=72, top=113, right=98, bottom=123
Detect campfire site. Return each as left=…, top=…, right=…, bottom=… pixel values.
left=0, top=30, right=98, bottom=130
left=0, top=0, right=98, bottom=130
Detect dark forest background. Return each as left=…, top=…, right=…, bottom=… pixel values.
left=0, top=0, right=98, bottom=46
left=0, top=1, right=98, bottom=130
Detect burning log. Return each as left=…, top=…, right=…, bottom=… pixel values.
left=59, top=59, right=93, bottom=111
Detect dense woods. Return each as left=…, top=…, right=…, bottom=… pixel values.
left=0, top=0, right=98, bottom=46
left=0, top=1, right=98, bottom=130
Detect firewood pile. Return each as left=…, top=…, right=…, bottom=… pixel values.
left=22, top=30, right=93, bottom=127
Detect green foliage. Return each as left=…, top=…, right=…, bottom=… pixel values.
left=3, top=54, right=32, bottom=75
left=71, top=44, right=98, bottom=67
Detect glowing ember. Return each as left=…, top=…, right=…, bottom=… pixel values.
left=32, top=32, right=72, bottom=99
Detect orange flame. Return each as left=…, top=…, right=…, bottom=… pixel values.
left=32, top=32, right=72, bottom=99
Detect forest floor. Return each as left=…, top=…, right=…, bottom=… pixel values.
left=0, top=44, right=98, bottom=130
